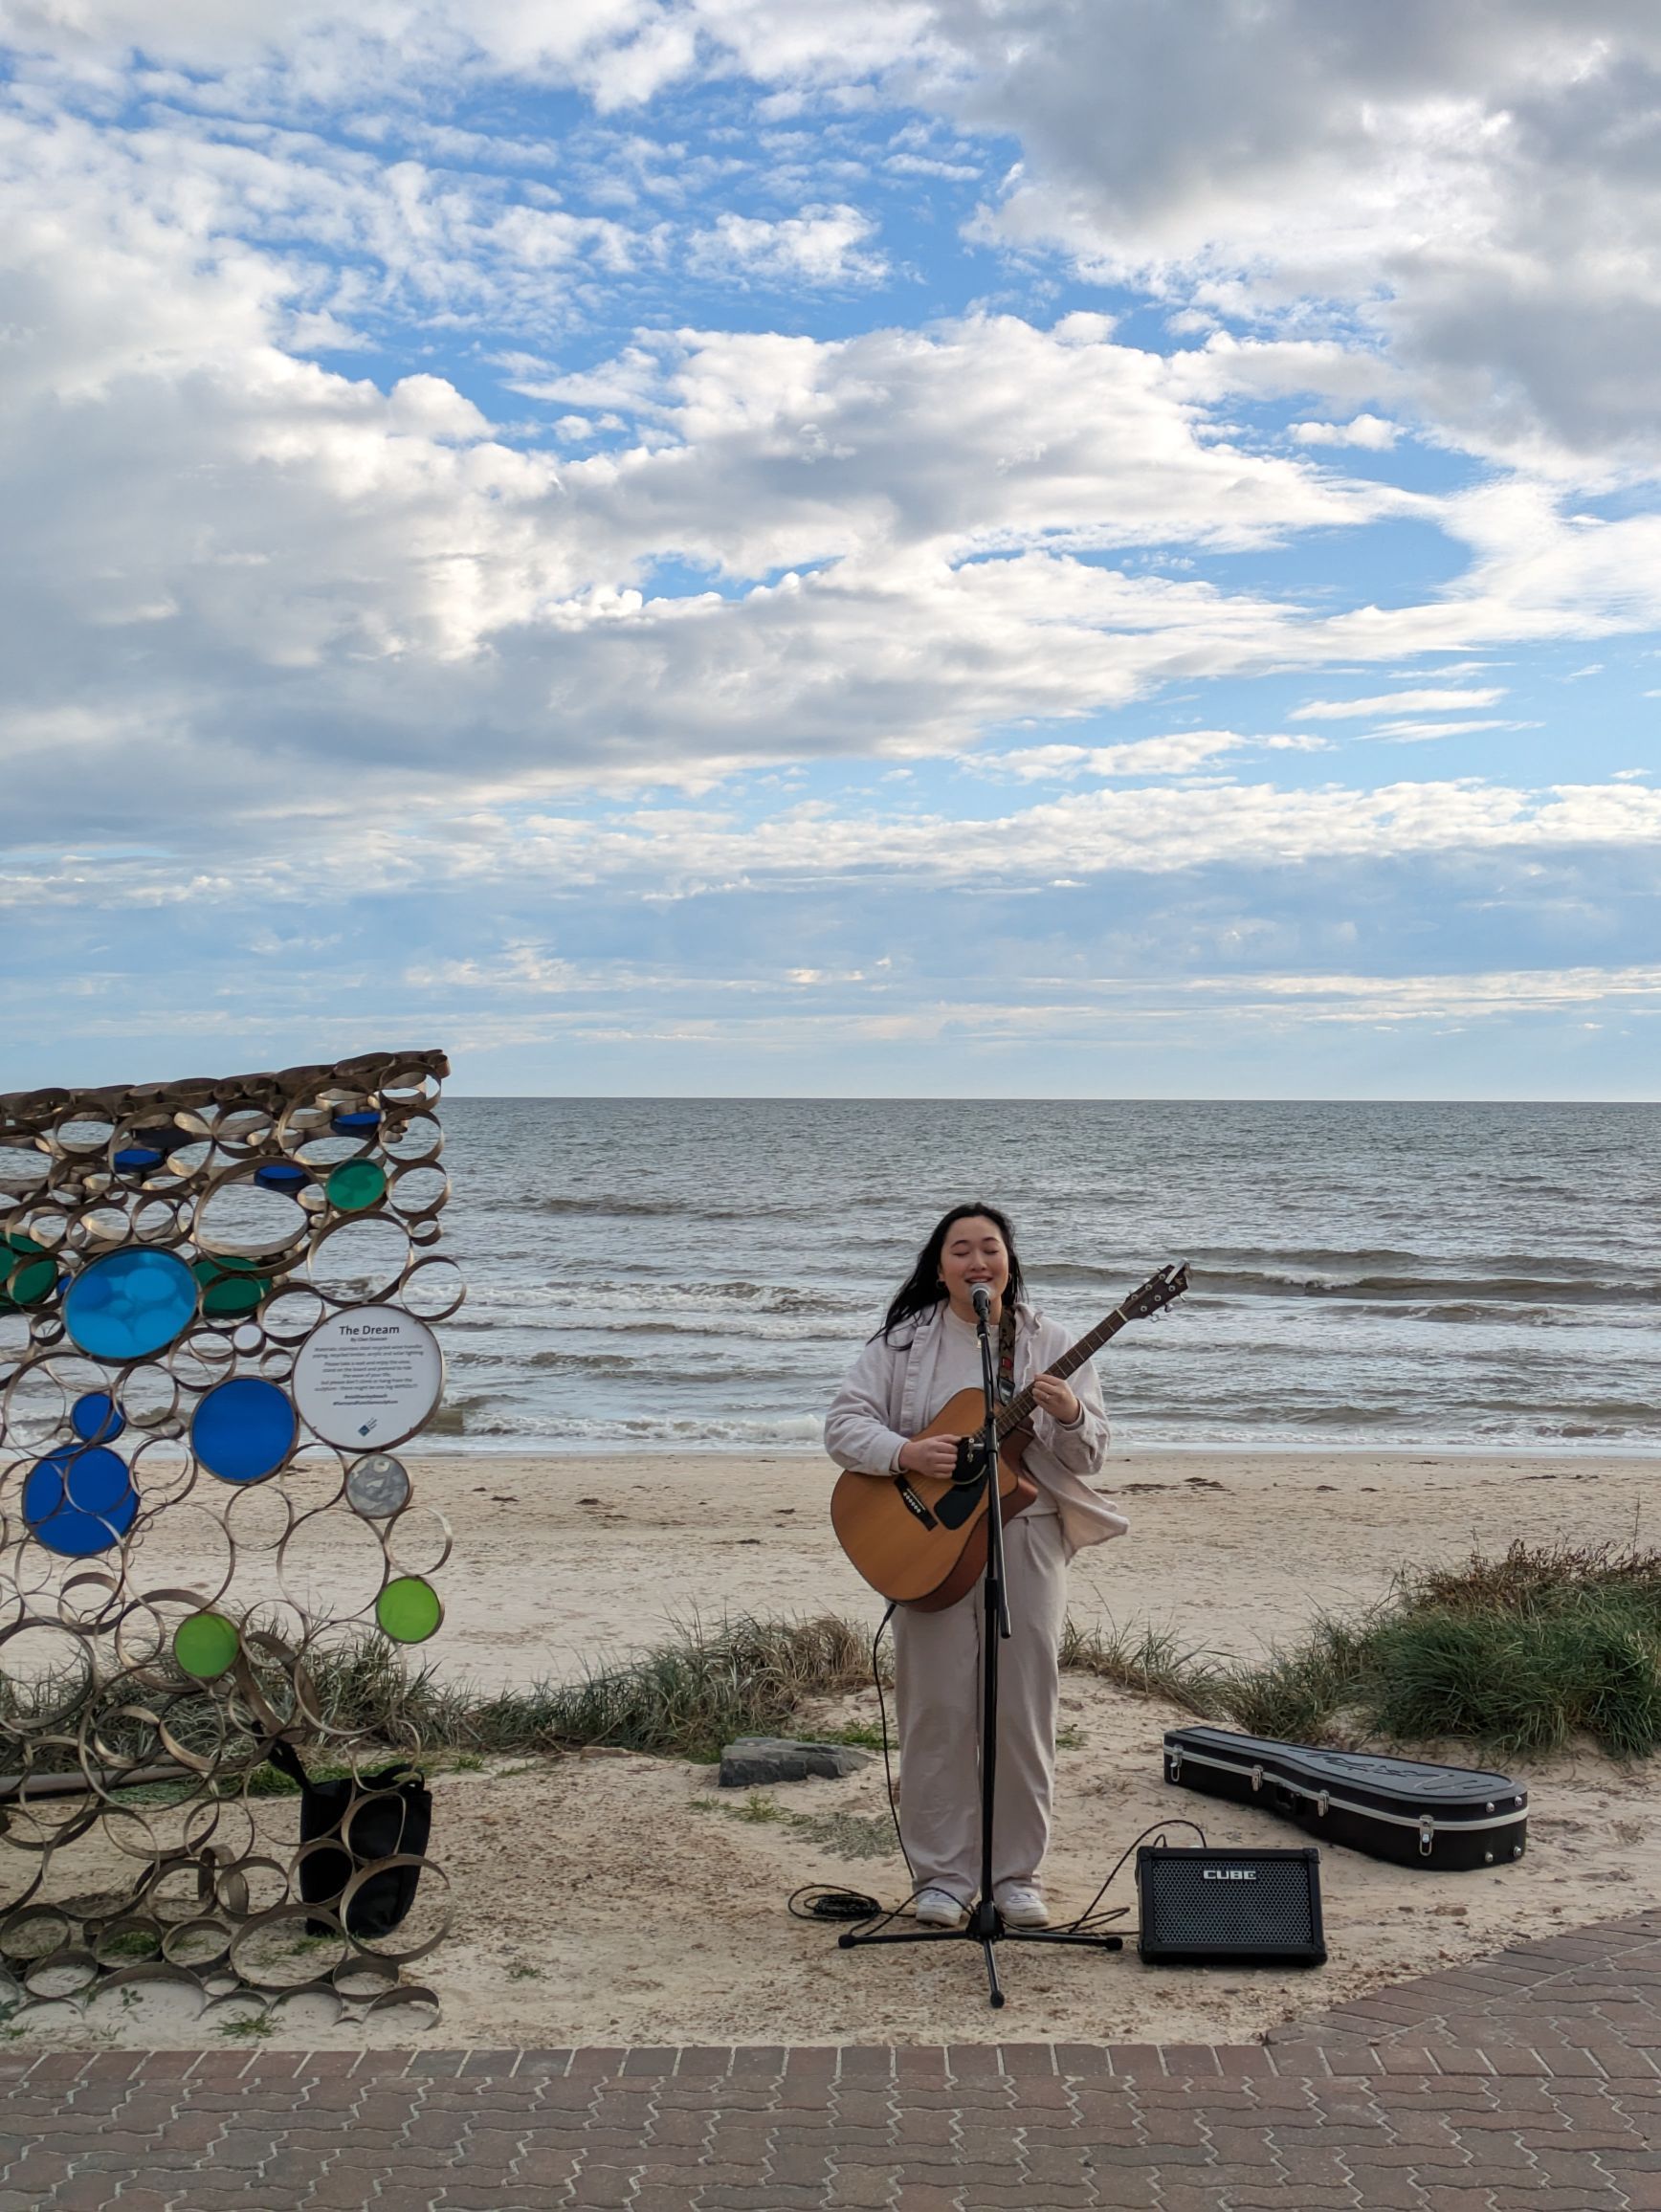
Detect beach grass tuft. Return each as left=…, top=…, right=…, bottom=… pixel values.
left=1058, top=1617, right=1225, bottom=1715
left=1202, top=1541, right=1661, bottom=1759
left=226, top=1611, right=877, bottom=1767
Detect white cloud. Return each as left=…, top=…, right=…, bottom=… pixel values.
left=1360, top=719, right=1526, bottom=743
left=0, top=1, right=935, bottom=115
left=2, top=49, right=1657, bottom=899
left=1223, top=963, right=1661, bottom=1023
left=686, top=204, right=888, bottom=285
left=14, top=0, right=1661, bottom=486
left=924, top=2, right=1661, bottom=474
left=1292, top=414, right=1400, bottom=451
left=1294, top=688, right=1508, bottom=719
left=966, top=730, right=1253, bottom=780
left=483, top=778, right=1661, bottom=893
left=12, top=770, right=1654, bottom=914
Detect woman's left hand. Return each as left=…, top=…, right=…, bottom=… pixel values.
left=1030, top=1372, right=1080, bottom=1425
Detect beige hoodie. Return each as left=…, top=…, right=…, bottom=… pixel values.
left=824, top=1297, right=1129, bottom=1557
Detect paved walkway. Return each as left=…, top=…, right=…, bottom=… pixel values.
left=4, top=1910, right=1661, bottom=2210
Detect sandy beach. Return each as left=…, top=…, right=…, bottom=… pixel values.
left=386, top=1446, right=1659, bottom=2048
left=25, top=1443, right=1661, bottom=2048
left=420, top=1444, right=1655, bottom=1689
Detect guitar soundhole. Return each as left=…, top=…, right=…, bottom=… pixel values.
left=935, top=1440, right=988, bottom=1529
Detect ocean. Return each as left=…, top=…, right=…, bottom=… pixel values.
left=432, top=1098, right=1660, bottom=1455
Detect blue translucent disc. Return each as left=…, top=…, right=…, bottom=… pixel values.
left=113, top=1147, right=163, bottom=1173
left=192, top=1377, right=297, bottom=1484
left=24, top=1448, right=137, bottom=1557
left=254, top=1161, right=310, bottom=1193
left=330, top=1110, right=381, bottom=1135
left=63, top=1249, right=198, bottom=1361
left=71, top=1391, right=124, bottom=1444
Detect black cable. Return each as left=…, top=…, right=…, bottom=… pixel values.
left=787, top=1604, right=913, bottom=1927
left=872, top=1601, right=912, bottom=1880
left=1049, top=1818, right=1209, bottom=1936
left=788, top=1884, right=889, bottom=1922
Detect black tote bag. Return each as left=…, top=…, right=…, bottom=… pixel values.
left=266, top=1739, right=432, bottom=1937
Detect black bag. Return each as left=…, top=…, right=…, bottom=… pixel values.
left=266, top=1740, right=432, bottom=1936
left=1163, top=1726, right=1528, bottom=1872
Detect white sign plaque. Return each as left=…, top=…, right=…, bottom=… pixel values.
left=294, top=1306, right=444, bottom=1450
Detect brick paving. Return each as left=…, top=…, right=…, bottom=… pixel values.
left=3, top=1909, right=1661, bottom=2209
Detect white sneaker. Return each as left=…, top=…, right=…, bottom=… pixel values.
left=914, top=1886, right=968, bottom=1928
left=996, top=1884, right=1050, bottom=1928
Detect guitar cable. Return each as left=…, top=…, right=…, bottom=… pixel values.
left=788, top=1603, right=914, bottom=1923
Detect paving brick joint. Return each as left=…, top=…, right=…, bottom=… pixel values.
left=4, top=1909, right=1661, bottom=2209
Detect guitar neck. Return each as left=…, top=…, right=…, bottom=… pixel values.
left=995, top=1305, right=1130, bottom=1438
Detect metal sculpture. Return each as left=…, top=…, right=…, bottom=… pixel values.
left=0, top=1050, right=458, bottom=2035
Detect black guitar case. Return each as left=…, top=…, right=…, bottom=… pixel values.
left=1163, top=1726, right=1528, bottom=1871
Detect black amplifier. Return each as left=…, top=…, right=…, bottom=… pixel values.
left=1136, top=1845, right=1326, bottom=1967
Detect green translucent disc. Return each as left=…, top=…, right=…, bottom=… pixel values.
left=377, top=1575, right=442, bottom=1645
left=173, top=1610, right=240, bottom=1681
left=327, top=1160, right=387, bottom=1213
left=192, top=1254, right=270, bottom=1318
left=1, top=1233, right=55, bottom=1313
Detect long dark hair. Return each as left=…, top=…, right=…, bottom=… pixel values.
left=877, top=1202, right=1026, bottom=1339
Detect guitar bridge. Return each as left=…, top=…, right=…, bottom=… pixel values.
left=892, top=1477, right=938, bottom=1529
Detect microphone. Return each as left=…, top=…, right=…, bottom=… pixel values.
left=971, top=1283, right=993, bottom=1320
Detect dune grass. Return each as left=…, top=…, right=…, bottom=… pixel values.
left=8, top=1545, right=1661, bottom=1779
left=237, top=1611, right=876, bottom=1767
left=1057, top=1617, right=1225, bottom=1714
left=1193, top=1541, right=1661, bottom=1759
left=301, top=1551, right=1661, bottom=1762
left=0, top=1612, right=878, bottom=1779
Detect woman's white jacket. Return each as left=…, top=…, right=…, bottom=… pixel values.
left=824, top=1298, right=1128, bottom=1557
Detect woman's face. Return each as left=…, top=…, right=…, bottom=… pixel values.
left=937, top=1215, right=1011, bottom=1319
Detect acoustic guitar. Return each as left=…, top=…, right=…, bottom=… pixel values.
left=830, top=1264, right=1189, bottom=1611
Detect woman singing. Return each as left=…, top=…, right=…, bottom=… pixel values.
left=824, top=1204, right=1126, bottom=1929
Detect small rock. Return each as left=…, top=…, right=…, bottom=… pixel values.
left=720, top=1736, right=875, bottom=1788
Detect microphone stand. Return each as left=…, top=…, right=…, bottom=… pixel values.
left=838, top=1291, right=1122, bottom=2008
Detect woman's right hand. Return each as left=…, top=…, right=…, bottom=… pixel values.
left=897, top=1433, right=962, bottom=1479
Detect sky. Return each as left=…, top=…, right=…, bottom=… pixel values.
left=1, top=0, right=1657, bottom=1098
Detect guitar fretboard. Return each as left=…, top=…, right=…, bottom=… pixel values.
left=994, top=1305, right=1132, bottom=1440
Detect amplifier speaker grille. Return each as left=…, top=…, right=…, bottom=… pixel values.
left=1137, top=1846, right=1326, bottom=1966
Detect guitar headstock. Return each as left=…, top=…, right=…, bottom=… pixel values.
left=1122, top=1261, right=1189, bottom=1320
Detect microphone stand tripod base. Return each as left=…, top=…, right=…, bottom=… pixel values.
left=837, top=1910, right=1122, bottom=2010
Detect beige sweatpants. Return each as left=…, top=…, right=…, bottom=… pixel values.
left=892, top=1511, right=1069, bottom=1903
